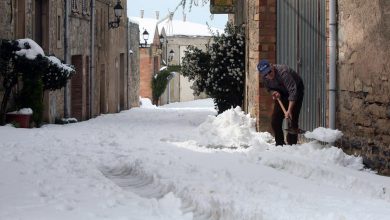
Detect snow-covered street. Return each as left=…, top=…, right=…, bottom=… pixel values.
left=1, top=98, right=390, bottom=220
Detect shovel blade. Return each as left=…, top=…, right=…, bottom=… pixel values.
left=284, top=128, right=306, bottom=134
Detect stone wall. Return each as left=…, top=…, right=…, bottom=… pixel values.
left=337, top=0, right=390, bottom=174
left=0, top=0, right=65, bottom=124
left=44, top=0, right=65, bottom=123
left=0, top=1, right=12, bottom=104
left=0, top=1, right=13, bottom=39
left=106, top=21, right=127, bottom=113
left=128, top=21, right=140, bottom=108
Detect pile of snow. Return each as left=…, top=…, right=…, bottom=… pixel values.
left=304, top=127, right=343, bottom=142
left=139, top=97, right=157, bottom=109
left=197, top=106, right=265, bottom=148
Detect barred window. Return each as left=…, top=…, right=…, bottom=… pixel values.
left=71, top=0, right=78, bottom=12
left=82, top=0, right=89, bottom=15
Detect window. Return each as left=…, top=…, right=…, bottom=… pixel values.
left=57, top=15, right=61, bottom=41
left=56, top=11, right=62, bottom=48
left=82, top=0, right=89, bottom=15
left=71, top=0, right=78, bottom=12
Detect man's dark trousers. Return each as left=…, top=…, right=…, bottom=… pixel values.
left=271, top=95, right=304, bottom=146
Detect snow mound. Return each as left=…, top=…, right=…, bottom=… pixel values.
left=304, top=127, right=343, bottom=142
left=140, top=97, right=157, bottom=109
left=259, top=142, right=364, bottom=170
left=197, top=106, right=263, bottom=148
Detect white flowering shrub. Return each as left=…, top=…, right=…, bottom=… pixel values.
left=181, top=23, right=245, bottom=113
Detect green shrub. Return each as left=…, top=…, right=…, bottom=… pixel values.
left=152, top=69, right=172, bottom=105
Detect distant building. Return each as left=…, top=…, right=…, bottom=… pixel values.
left=131, top=13, right=223, bottom=105
left=158, top=18, right=222, bottom=105
left=130, top=16, right=161, bottom=101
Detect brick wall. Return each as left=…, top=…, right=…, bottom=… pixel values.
left=245, top=0, right=276, bottom=133
left=139, top=47, right=153, bottom=99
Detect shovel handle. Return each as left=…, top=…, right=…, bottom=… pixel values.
left=277, top=98, right=288, bottom=115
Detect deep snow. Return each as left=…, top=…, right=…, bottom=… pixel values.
left=1, top=98, right=390, bottom=220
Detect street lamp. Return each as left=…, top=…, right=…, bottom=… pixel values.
left=166, top=49, right=175, bottom=104
left=159, top=34, right=164, bottom=49
left=168, top=49, right=174, bottom=63
left=141, top=30, right=149, bottom=47
left=108, top=1, right=123, bottom=29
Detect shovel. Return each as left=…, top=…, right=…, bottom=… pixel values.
left=276, top=98, right=344, bottom=143
left=276, top=98, right=306, bottom=135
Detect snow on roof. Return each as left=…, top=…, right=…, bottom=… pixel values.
left=158, top=19, right=223, bottom=37
left=130, top=16, right=224, bottom=46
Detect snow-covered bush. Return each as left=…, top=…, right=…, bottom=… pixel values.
left=0, top=38, right=75, bottom=126
left=44, top=56, right=75, bottom=91
left=181, top=23, right=245, bottom=113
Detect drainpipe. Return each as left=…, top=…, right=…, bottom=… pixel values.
left=329, top=0, right=337, bottom=129
left=64, top=0, right=70, bottom=118
left=89, top=0, right=95, bottom=118
left=126, top=18, right=129, bottom=109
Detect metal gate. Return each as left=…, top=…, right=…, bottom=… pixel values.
left=277, top=0, right=327, bottom=132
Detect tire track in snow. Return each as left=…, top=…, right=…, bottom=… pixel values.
left=100, top=162, right=237, bottom=220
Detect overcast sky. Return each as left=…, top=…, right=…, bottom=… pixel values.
left=127, top=0, right=228, bottom=29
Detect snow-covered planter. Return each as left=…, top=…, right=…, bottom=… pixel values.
left=5, top=108, right=33, bottom=128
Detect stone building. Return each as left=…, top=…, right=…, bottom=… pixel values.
left=93, top=0, right=129, bottom=116
left=0, top=0, right=67, bottom=123
left=0, top=0, right=136, bottom=124
left=158, top=19, right=219, bottom=105
left=222, top=0, right=390, bottom=174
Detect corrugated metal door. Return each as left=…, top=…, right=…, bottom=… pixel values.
left=277, top=0, right=327, bottom=132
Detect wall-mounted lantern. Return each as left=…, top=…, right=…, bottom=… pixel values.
left=159, top=34, right=165, bottom=49
left=141, top=30, right=149, bottom=47
left=168, top=49, right=174, bottom=62
left=108, top=1, right=124, bottom=29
